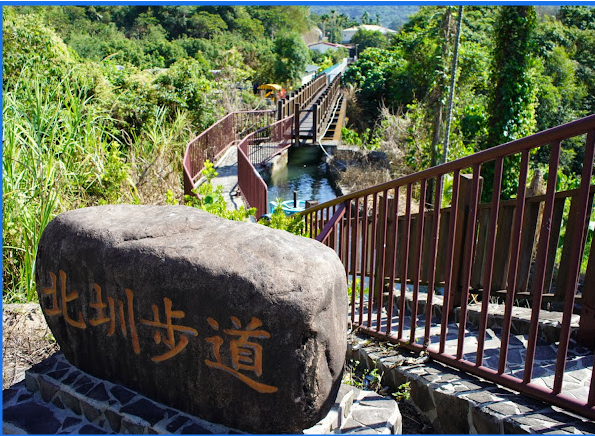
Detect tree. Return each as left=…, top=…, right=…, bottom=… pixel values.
left=188, top=11, right=227, bottom=38
left=247, top=6, right=310, bottom=37
left=351, top=28, right=387, bottom=52
left=3, top=10, right=76, bottom=91
left=484, top=6, right=538, bottom=200
left=326, top=10, right=341, bottom=43
left=442, top=6, right=464, bottom=164
left=361, top=11, right=371, bottom=25
left=272, top=32, right=310, bottom=87
left=558, top=5, right=595, bottom=31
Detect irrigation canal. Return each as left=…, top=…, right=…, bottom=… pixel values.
left=264, top=147, right=340, bottom=213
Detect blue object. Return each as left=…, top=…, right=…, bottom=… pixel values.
left=270, top=200, right=306, bottom=216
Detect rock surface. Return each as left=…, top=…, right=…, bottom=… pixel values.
left=35, top=205, right=347, bottom=433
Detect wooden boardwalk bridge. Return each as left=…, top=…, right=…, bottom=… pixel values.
left=182, top=72, right=595, bottom=423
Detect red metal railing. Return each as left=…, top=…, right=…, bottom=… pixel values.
left=183, top=74, right=331, bottom=198
left=238, top=116, right=294, bottom=218
left=301, top=114, right=595, bottom=420
left=183, top=110, right=275, bottom=196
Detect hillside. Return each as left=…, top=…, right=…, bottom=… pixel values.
left=310, top=5, right=419, bottom=30
left=3, top=5, right=595, bottom=306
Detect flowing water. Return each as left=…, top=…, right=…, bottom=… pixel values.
left=264, top=146, right=340, bottom=208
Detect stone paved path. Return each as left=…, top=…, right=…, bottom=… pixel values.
left=352, top=287, right=593, bottom=405
left=208, top=145, right=245, bottom=211
left=3, top=353, right=401, bottom=434
left=348, top=333, right=595, bottom=434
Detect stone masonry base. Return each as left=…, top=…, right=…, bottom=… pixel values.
left=3, top=352, right=401, bottom=434
left=348, top=333, right=595, bottom=434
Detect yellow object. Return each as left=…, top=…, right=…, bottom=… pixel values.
left=257, top=84, right=283, bottom=91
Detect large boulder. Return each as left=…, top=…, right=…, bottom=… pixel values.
left=35, top=205, right=347, bottom=433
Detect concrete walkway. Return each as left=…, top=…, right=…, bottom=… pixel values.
left=198, top=145, right=245, bottom=211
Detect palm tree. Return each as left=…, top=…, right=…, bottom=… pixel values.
left=361, top=11, right=371, bottom=25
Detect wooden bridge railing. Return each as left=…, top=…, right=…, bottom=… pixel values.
left=301, top=114, right=595, bottom=420
left=310, top=73, right=342, bottom=143
left=277, top=74, right=328, bottom=120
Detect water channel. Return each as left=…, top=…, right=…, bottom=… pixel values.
left=263, top=146, right=341, bottom=212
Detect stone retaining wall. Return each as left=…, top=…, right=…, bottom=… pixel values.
left=348, top=334, right=595, bottom=434
left=3, top=352, right=402, bottom=434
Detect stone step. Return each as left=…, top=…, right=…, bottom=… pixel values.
left=3, top=352, right=402, bottom=434
left=387, top=287, right=579, bottom=344
left=347, top=333, right=595, bottom=434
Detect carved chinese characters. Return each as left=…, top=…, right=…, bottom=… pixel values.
left=40, top=269, right=276, bottom=392
left=36, top=205, right=347, bottom=433
left=141, top=297, right=198, bottom=362
left=205, top=316, right=278, bottom=393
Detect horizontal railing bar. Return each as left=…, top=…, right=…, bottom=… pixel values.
left=302, top=114, right=595, bottom=215
left=243, top=115, right=293, bottom=142
left=183, top=110, right=276, bottom=196
left=480, top=184, right=595, bottom=208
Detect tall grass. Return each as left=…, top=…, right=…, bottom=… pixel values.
left=3, top=66, right=198, bottom=303
left=2, top=11, right=254, bottom=304
left=2, top=69, right=117, bottom=303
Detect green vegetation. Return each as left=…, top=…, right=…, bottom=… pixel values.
left=269, top=32, right=311, bottom=87
left=310, top=5, right=419, bottom=30
left=392, top=382, right=411, bottom=402
left=7, top=5, right=313, bottom=87
left=483, top=6, right=538, bottom=201
left=311, top=47, right=348, bottom=72
left=2, top=5, right=315, bottom=303
left=351, top=28, right=388, bottom=51
left=343, top=6, right=593, bottom=196
left=4, top=5, right=593, bottom=305
left=258, top=202, right=305, bottom=236
left=312, top=10, right=357, bottom=44
left=177, top=160, right=256, bottom=221
left=343, top=359, right=383, bottom=392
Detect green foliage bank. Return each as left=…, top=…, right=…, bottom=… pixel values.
left=343, top=5, right=594, bottom=194
left=2, top=6, right=312, bottom=303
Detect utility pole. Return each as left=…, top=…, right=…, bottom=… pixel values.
left=426, top=7, right=451, bottom=207
left=442, top=5, right=464, bottom=164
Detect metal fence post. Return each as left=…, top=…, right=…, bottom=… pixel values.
left=578, top=237, right=595, bottom=346
left=450, top=173, right=483, bottom=310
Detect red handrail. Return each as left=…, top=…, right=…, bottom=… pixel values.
left=304, top=113, right=595, bottom=420
left=237, top=116, right=294, bottom=218
left=183, top=74, right=331, bottom=197
left=182, top=110, right=275, bottom=196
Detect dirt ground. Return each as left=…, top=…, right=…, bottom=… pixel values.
left=2, top=303, right=59, bottom=390
left=2, top=303, right=431, bottom=434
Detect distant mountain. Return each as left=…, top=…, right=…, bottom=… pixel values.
left=309, top=5, right=419, bottom=30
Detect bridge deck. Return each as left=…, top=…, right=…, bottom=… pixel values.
left=322, top=94, right=347, bottom=145
left=298, top=85, right=334, bottom=141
